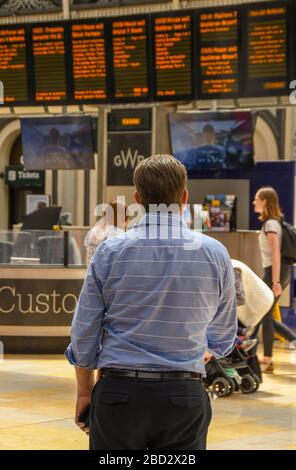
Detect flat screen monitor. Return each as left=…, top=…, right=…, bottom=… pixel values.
left=169, top=111, right=255, bottom=171
left=151, top=12, right=194, bottom=101
left=31, top=22, right=68, bottom=104
left=0, top=25, right=29, bottom=105
left=22, top=206, right=62, bottom=230
left=21, top=116, right=95, bottom=170
left=243, top=2, right=289, bottom=97
left=111, top=15, right=150, bottom=101
left=70, top=20, right=108, bottom=102
left=198, top=8, right=240, bottom=98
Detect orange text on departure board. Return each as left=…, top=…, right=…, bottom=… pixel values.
left=0, top=27, right=28, bottom=102
left=121, top=118, right=141, bottom=126
left=72, top=22, right=107, bottom=100
left=33, top=25, right=66, bottom=102
left=155, top=15, right=192, bottom=97
left=248, top=7, right=286, bottom=18
left=248, top=6, right=287, bottom=87
left=112, top=19, right=148, bottom=98
left=200, top=10, right=238, bottom=95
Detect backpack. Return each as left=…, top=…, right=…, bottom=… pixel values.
left=281, top=220, right=296, bottom=263
left=264, top=218, right=296, bottom=264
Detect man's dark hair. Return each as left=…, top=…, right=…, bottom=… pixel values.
left=133, top=154, right=187, bottom=211
left=203, top=124, right=215, bottom=134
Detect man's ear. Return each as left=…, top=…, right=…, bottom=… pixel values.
left=134, top=191, right=141, bottom=204
left=181, top=189, right=189, bottom=206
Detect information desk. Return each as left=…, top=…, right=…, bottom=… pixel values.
left=0, top=266, right=85, bottom=354
left=0, top=230, right=292, bottom=354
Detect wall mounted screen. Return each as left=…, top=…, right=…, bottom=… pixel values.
left=21, top=116, right=95, bottom=170
left=198, top=9, right=240, bottom=98
left=31, top=23, right=67, bottom=103
left=111, top=16, right=150, bottom=100
left=152, top=12, right=194, bottom=100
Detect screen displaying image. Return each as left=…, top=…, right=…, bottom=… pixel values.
left=21, top=116, right=95, bottom=170
left=203, top=194, right=237, bottom=232
left=169, top=111, right=254, bottom=171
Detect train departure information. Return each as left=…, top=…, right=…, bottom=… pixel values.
left=112, top=18, right=149, bottom=99
left=154, top=15, right=192, bottom=98
left=199, top=10, right=239, bottom=97
left=0, top=27, right=28, bottom=103
left=246, top=6, right=288, bottom=95
left=71, top=22, right=107, bottom=101
left=32, top=24, right=67, bottom=102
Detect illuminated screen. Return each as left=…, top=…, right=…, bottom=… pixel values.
left=169, top=111, right=254, bottom=171
left=199, top=9, right=239, bottom=97
left=21, top=116, right=95, bottom=170
left=111, top=17, right=149, bottom=99
left=0, top=26, right=29, bottom=104
left=153, top=13, right=193, bottom=99
left=32, top=24, right=67, bottom=103
left=71, top=21, right=107, bottom=101
left=245, top=4, right=288, bottom=96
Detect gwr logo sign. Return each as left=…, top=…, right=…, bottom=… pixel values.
left=107, top=132, right=151, bottom=186
left=113, top=148, right=145, bottom=170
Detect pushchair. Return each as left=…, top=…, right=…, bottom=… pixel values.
left=204, top=347, right=261, bottom=398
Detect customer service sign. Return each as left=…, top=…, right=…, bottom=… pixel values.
left=0, top=279, right=83, bottom=324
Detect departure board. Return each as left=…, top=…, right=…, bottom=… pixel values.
left=32, top=24, right=67, bottom=103
left=245, top=4, right=288, bottom=96
left=198, top=9, right=239, bottom=98
left=152, top=14, right=193, bottom=99
left=71, top=21, right=107, bottom=101
left=0, top=26, right=28, bottom=104
left=111, top=17, right=149, bottom=100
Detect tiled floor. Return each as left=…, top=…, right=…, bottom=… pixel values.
left=0, top=344, right=295, bottom=450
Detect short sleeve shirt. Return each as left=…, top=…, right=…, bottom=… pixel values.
left=258, top=219, right=282, bottom=268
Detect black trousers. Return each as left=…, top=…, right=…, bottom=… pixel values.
left=251, top=263, right=294, bottom=357
left=89, top=376, right=212, bottom=451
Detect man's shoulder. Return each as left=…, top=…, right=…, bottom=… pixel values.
left=200, top=233, right=229, bottom=258
left=98, top=230, right=128, bottom=252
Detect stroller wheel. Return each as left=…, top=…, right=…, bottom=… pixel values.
left=212, top=377, right=232, bottom=397
left=239, top=374, right=256, bottom=394
left=227, top=378, right=237, bottom=393
left=252, top=374, right=260, bottom=392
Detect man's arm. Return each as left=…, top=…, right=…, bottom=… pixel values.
left=207, top=254, right=238, bottom=358
left=74, top=367, right=95, bottom=435
left=65, top=258, right=106, bottom=432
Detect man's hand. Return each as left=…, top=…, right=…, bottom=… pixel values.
left=74, top=366, right=96, bottom=435
left=75, top=394, right=91, bottom=435
left=204, top=351, right=212, bottom=364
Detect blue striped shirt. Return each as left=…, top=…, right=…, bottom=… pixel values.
left=65, top=213, right=237, bottom=374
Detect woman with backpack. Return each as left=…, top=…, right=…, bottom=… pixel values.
left=253, top=187, right=296, bottom=373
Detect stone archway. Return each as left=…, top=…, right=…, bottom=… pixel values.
left=253, top=115, right=279, bottom=162
left=0, top=119, right=21, bottom=229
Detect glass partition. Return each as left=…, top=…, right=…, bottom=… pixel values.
left=0, top=229, right=89, bottom=267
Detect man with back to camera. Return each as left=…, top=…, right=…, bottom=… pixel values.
left=65, top=154, right=237, bottom=450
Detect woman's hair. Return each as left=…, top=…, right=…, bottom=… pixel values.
left=104, top=200, right=129, bottom=229
left=256, top=187, right=283, bottom=222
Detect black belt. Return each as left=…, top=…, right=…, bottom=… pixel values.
left=100, top=368, right=202, bottom=380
